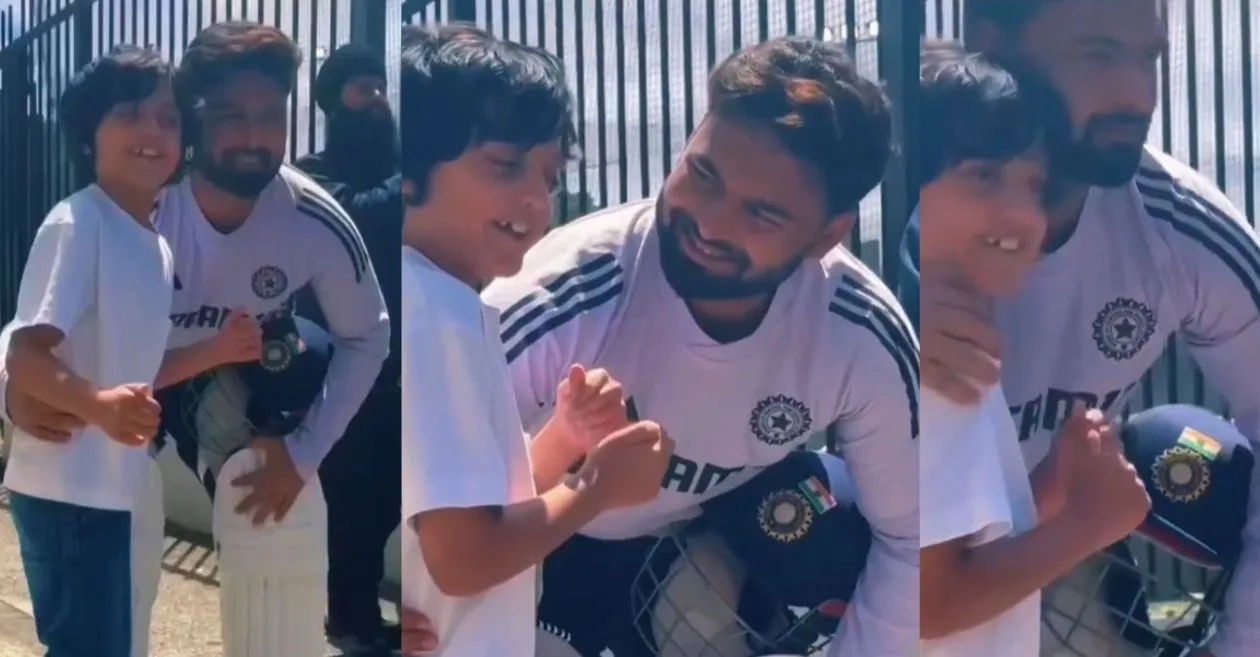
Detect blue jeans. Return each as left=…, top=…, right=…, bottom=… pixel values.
left=9, top=492, right=132, bottom=657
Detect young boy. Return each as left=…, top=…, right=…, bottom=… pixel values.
left=399, top=25, right=674, bottom=656
left=916, top=42, right=1151, bottom=656
left=2, top=46, right=182, bottom=657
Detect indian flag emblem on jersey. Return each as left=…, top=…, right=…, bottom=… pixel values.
left=1177, top=427, right=1222, bottom=461
left=797, top=476, right=837, bottom=514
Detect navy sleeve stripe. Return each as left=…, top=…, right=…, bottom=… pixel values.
left=499, top=255, right=624, bottom=363
left=499, top=252, right=619, bottom=325
left=504, top=281, right=624, bottom=364
left=830, top=278, right=921, bottom=438
left=297, top=190, right=370, bottom=282
left=1136, top=168, right=1260, bottom=311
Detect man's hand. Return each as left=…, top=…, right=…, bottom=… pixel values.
left=400, top=607, right=438, bottom=654
left=553, top=364, right=630, bottom=451
left=920, top=281, right=1002, bottom=405
left=231, top=437, right=305, bottom=526
left=209, top=309, right=263, bottom=366
left=7, top=387, right=85, bottom=443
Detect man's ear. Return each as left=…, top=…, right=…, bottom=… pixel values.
left=807, top=213, right=856, bottom=258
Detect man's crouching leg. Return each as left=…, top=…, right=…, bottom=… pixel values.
left=213, top=448, right=328, bottom=657
left=131, top=457, right=165, bottom=657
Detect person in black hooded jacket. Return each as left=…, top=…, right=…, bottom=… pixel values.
left=295, top=42, right=402, bottom=654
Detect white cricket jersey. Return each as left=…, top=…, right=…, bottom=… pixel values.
left=158, top=165, right=390, bottom=478
left=2, top=185, right=173, bottom=512
left=400, top=247, right=538, bottom=657
left=995, top=146, right=1260, bottom=655
left=482, top=199, right=921, bottom=656
left=920, top=386, right=1039, bottom=657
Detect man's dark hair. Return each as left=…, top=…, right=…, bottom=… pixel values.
left=706, top=36, right=892, bottom=216
left=177, top=21, right=302, bottom=106
left=399, top=24, right=577, bottom=205
left=60, top=45, right=173, bottom=183
left=919, top=40, right=1044, bottom=187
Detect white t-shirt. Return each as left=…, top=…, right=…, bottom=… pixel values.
left=3, top=185, right=173, bottom=512
left=400, top=247, right=538, bottom=657
left=483, top=200, right=920, bottom=656
left=920, top=386, right=1039, bottom=657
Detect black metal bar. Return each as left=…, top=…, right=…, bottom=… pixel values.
left=634, top=0, right=648, bottom=199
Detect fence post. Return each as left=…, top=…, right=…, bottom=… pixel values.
left=350, top=0, right=386, bottom=56
left=449, top=0, right=477, bottom=23
left=877, top=0, right=918, bottom=288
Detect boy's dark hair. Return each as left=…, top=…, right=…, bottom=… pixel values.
left=400, top=25, right=577, bottom=205
left=707, top=36, right=892, bottom=216
left=919, top=40, right=1043, bottom=187
left=177, top=21, right=302, bottom=106
left=60, top=45, right=173, bottom=184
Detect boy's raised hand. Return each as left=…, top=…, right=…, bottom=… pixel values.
left=554, top=364, right=630, bottom=452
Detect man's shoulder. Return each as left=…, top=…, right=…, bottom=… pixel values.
left=1134, top=146, right=1246, bottom=226
left=271, top=165, right=371, bottom=279
left=481, top=200, right=650, bottom=311
left=818, top=247, right=915, bottom=348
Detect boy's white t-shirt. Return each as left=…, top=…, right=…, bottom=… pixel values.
left=2, top=185, right=173, bottom=512
left=920, top=386, right=1040, bottom=657
left=401, top=246, right=538, bottom=657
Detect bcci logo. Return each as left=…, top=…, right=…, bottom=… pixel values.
left=1092, top=297, right=1155, bottom=361
left=251, top=265, right=288, bottom=300
left=749, top=394, right=812, bottom=446
left=1152, top=446, right=1211, bottom=503
left=758, top=489, right=814, bottom=542
left=261, top=333, right=306, bottom=372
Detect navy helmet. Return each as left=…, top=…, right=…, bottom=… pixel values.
left=156, top=313, right=332, bottom=495
left=631, top=449, right=868, bottom=656
left=1042, top=404, right=1252, bottom=656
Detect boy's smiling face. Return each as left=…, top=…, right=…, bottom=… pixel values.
left=919, top=152, right=1049, bottom=298
left=405, top=139, right=565, bottom=286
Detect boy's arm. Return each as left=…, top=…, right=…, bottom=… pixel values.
left=403, top=312, right=604, bottom=598
left=528, top=418, right=584, bottom=491
left=919, top=390, right=1089, bottom=639
left=5, top=211, right=102, bottom=424
left=921, top=517, right=1097, bottom=639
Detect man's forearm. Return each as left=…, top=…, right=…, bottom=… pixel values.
left=284, top=329, right=387, bottom=479
left=6, top=344, right=101, bottom=425
left=0, top=367, right=10, bottom=425
left=920, top=515, right=1097, bottom=640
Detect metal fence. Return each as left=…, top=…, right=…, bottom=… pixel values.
left=926, top=0, right=1260, bottom=602
left=0, top=0, right=398, bottom=321
left=404, top=0, right=916, bottom=284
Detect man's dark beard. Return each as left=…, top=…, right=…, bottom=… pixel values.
left=194, top=148, right=279, bottom=199
left=1027, top=73, right=1148, bottom=187
left=327, top=108, right=399, bottom=179
left=1045, top=114, right=1150, bottom=188
left=657, top=207, right=800, bottom=300
left=993, top=55, right=1148, bottom=188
